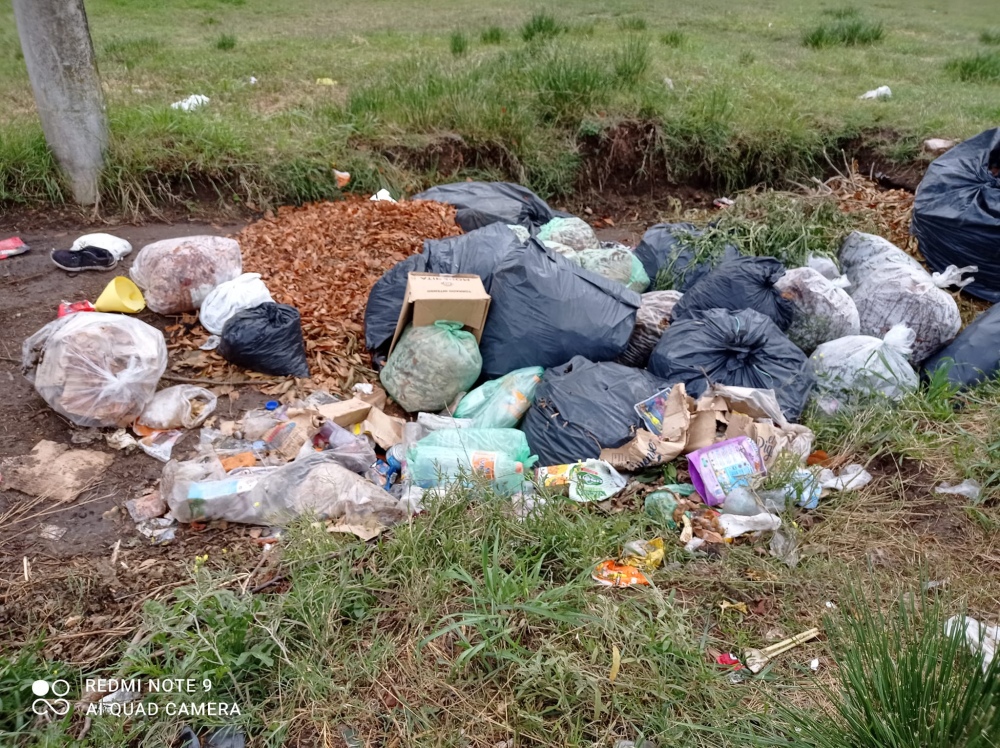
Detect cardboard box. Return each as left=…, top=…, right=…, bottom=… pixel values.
left=315, top=398, right=404, bottom=449
left=388, top=273, right=491, bottom=355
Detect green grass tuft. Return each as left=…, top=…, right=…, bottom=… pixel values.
left=768, top=591, right=1000, bottom=747
left=450, top=30, right=468, bottom=56
left=660, top=29, right=686, bottom=47
left=946, top=51, right=1000, bottom=82
left=215, top=32, right=237, bottom=50
left=103, top=36, right=164, bottom=67
left=821, top=5, right=861, bottom=19
left=480, top=25, right=506, bottom=45
left=612, top=35, right=652, bottom=86
left=804, top=18, right=884, bottom=48
left=617, top=17, right=648, bottom=32
left=521, top=11, right=564, bottom=42
left=981, top=29, right=1000, bottom=45
left=531, top=49, right=612, bottom=123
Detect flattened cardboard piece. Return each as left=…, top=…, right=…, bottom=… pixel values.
left=388, top=273, right=491, bottom=356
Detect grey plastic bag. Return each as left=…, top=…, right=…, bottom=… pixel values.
left=633, top=222, right=740, bottom=291
left=411, top=181, right=558, bottom=232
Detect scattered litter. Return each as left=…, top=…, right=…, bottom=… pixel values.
left=592, top=560, right=650, bottom=587
left=199, top=335, right=221, bottom=351
left=713, top=197, right=735, bottom=208
left=644, top=485, right=695, bottom=529
left=535, top=459, right=626, bottom=502
left=126, top=491, right=167, bottom=522
left=818, top=464, right=873, bottom=492
left=408, top=428, right=533, bottom=495
left=744, top=628, right=819, bottom=673
left=334, top=169, right=351, bottom=188
left=621, top=538, right=665, bottom=571
left=370, top=188, right=396, bottom=202
left=131, top=235, right=241, bottom=314
left=826, top=601, right=838, bottom=610
left=138, top=385, right=217, bottom=430
left=688, top=437, right=765, bottom=507
left=810, top=326, right=918, bottom=410
left=315, top=77, right=336, bottom=86
left=923, top=138, right=956, bottom=153
left=136, top=517, right=177, bottom=544
left=934, top=479, right=981, bottom=501
left=1, top=441, right=113, bottom=503
left=859, top=85, right=891, bottom=100
left=200, top=273, right=274, bottom=335
left=137, top=429, right=186, bottom=462
left=810, top=658, right=820, bottom=672
left=719, top=512, right=781, bottom=539
left=57, top=300, right=97, bottom=317
left=945, top=616, right=998, bottom=670
left=248, top=76, right=258, bottom=85
left=39, top=524, right=67, bottom=541
left=770, top=527, right=801, bottom=568
left=106, top=429, right=138, bottom=451
left=171, top=94, right=210, bottom=110
left=0, top=236, right=29, bottom=259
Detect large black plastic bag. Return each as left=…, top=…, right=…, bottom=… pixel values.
left=924, top=304, right=1000, bottom=388
left=363, top=253, right=427, bottom=354
left=363, top=224, right=524, bottom=358
left=219, top=303, right=310, bottom=377
left=912, top=128, right=1000, bottom=302
left=412, top=181, right=558, bottom=232
left=478, top=240, right=640, bottom=378
left=522, top=356, right=669, bottom=465
left=671, top=257, right=794, bottom=331
left=633, top=222, right=740, bottom=291
left=647, top=308, right=813, bottom=421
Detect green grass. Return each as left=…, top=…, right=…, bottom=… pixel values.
left=947, top=51, right=1000, bottom=82
left=0, top=0, right=997, bottom=213
left=611, top=34, right=652, bottom=86
left=821, top=6, right=862, bottom=20
left=450, top=30, right=468, bottom=57
left=480, top=25, right=506, bottom=45
left=617, top=17, right=647, bottom=32
left=660, top=30, right=686, bottom=47
left=214, top=32, right=237, bottom=50
left=803, top=18, right=885, bottom=48
left=981, top=29, right=1000, bottom=45
left=521, top=11, right=564, bottom=42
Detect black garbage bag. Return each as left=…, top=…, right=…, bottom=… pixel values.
left=363, top=253, right=428, bottom=355
left=422, top=222, right=524, bottom=280
left=912, top=128, right=1000, bottom=302
left=671, top=256, right=795, bottom=331
left=412, top=181, right=558, bottom=232
left=363, top=224, right=524, bottom=365
left=218, top=303, right=310, bottom=377
left=923, top=303, right=1000, bottom=388
left=478, top=240, right=640, bottom=378
left=522, top=356, right=670, bottom=465
left=633, top=222, right=740, bottom=292
left=647, top=308, right=813, bottom=421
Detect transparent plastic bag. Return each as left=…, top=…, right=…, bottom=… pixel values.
left=571, top=247, right=633, bottom=286
left=775, top=267, right=860, bottom=353
left=453, top=366, right=544, bottom=428
left=407, top=428, right=535, bottom=495
left=130, top=235, right=242, bottom=314
left=627, top=253, right=650, bottom=293
left=138, top=385, right=217, bottom=430
left=617, top=290, right=683, bottom=367
left=22, top=313, right=167, bottom=428
left=380, top=321, right=483, bottom=412
left=164, top=451, right=403, bottom=525
left=199, top=273, right=273, bottom=335
left=536, top=216, right=600, bottom=251
left=809, top=324, right=918, bottom=409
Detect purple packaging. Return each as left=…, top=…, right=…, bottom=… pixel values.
left=687, top=436, right=766, bottom=506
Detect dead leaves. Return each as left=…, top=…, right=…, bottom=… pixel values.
left=168, top=197, right=461, bottom=393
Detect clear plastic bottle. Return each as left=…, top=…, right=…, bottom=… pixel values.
left=407, top=445, right=524, bottom=495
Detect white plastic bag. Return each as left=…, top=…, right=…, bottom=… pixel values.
left=22, top=313, right=167, bottom=428
left=775, top=267, right=860, bottom=353
left=199, top=273, right=273, bottom=334
left=839, top=232, right=961, bottom=364
left=138, top=385, right=218, bottom=430
left=130, top=235, right=242, bottom=314
left=809, top=325, right=918, bottom=409
left=70, top=233, right=132, bottom=261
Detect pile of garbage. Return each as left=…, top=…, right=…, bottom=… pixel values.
left=12, top=128, right=1000, bottom=564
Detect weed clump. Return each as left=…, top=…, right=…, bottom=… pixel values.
left=103, top=36, right=164, bottom=67
left=803, top=18, right=884, bottom=47
left=480, top=26, right=506, bottom=45
left=617, top=17, right=647, bottom=32
left=450, top=31, right=468, bottom=57
left=612, top=35, right=652, bottom=86
left=522, top=12, right=564, bottom=42
left=981, top=29, right=1000, bottom=45
left=660, top=30, right=686, bottom=47
left=215, top=33, right=237, bottom=51
left=947, top=51, right=1000, bottom=82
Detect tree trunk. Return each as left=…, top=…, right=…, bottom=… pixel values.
left=12, top=0, right=108, bottom=206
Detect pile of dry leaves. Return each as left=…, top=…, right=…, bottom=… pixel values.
left=168, top=198, right=461, bottom=393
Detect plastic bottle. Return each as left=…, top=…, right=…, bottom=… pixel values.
left=407, top=445, right=524, bottom=495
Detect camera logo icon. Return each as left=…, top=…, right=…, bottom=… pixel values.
left=31, top=679, right=71, bottom=716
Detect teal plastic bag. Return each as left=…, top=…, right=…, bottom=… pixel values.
left=380, top=321, right=482, bottom=412
left=628, top=254, right=650, bottom=293
left=574, top=247, right=633, bottom=286
left=453, top=366, right=544, bottom=428
left=407, top=428, right=536, bottom=495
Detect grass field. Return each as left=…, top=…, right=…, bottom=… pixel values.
left=0, top=0, right=997, bottom=212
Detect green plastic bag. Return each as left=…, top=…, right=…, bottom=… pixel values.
left=407, top=428, right=537, bottom=495
left=536, top=217, right=599, bottom=251
left=574, top=247, right=633, bottom=286
left=380, top=321, right=482, bottom=412
left=453, top=366, right=544, bottom=428
left=628, top=254, right=650, bottom=293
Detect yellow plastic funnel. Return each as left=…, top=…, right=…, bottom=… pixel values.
left=95, top=276, right=146, bottom=313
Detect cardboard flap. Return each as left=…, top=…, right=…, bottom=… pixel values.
left=388, top=273, right=491, bottom=355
